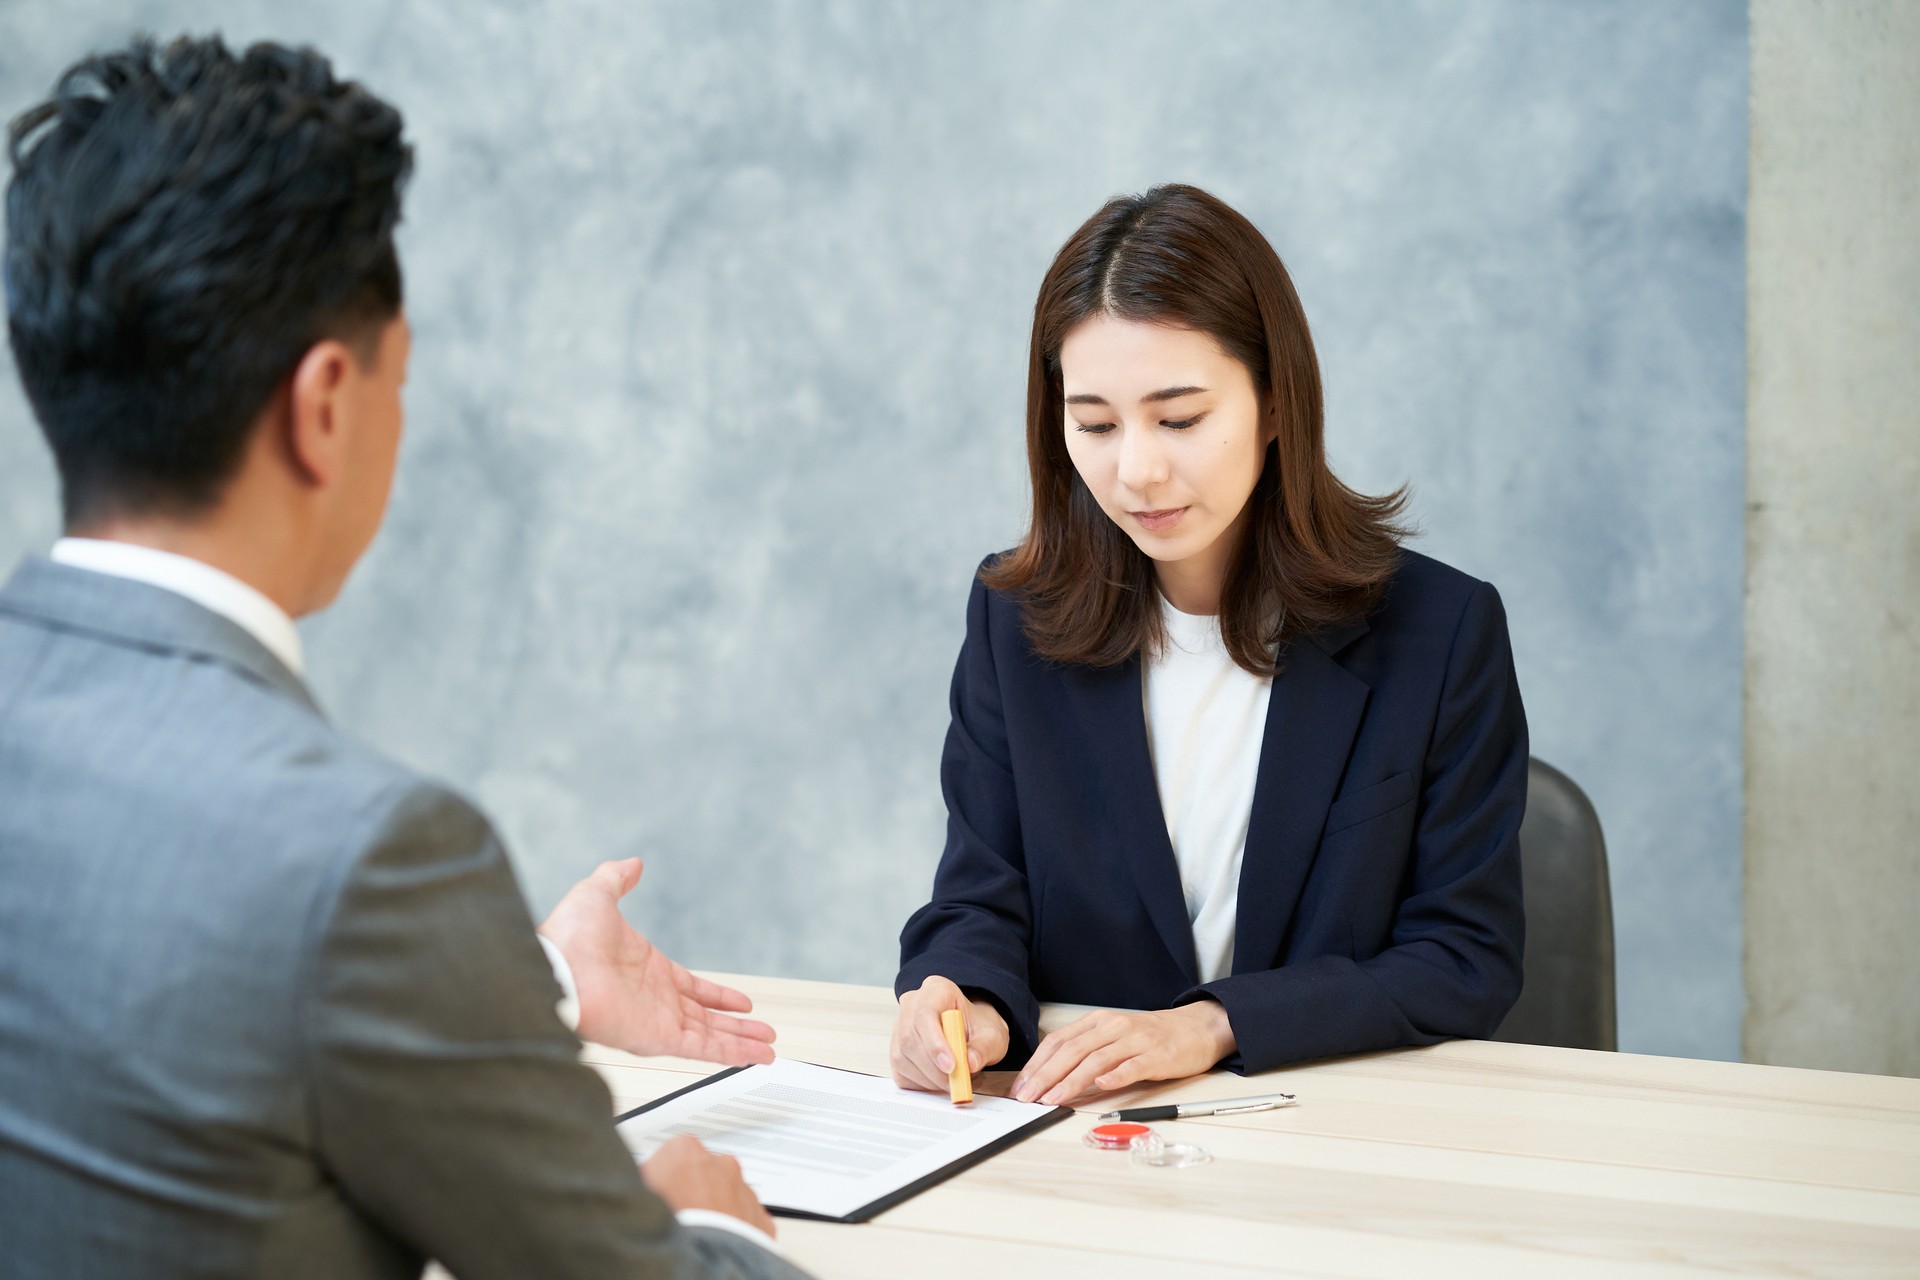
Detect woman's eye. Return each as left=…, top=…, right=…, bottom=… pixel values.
left=1074, top=422, right=1117, bottom=434
left=1162, top=416, right=1201, bottom=430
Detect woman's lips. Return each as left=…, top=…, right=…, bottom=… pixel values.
left=1131, top=507, right=1189, bottom=532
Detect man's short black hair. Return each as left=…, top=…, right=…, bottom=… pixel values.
left=4, top=35, right=412, bottom=525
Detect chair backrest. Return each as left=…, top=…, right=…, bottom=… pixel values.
left=1492, top=757, right=1617, bottom=1051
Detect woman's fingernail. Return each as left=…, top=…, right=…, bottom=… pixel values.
left=968, top=1051, right=981, bottom=1072
left=1011, top=1076, right=1028, bottom=1099
left=935, top=1052, right=951, bottom=1072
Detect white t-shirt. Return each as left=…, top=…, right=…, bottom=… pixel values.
left=1142, top=595, right=1273, bottom=985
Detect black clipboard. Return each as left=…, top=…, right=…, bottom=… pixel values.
left=614, top=1061, right=1075, bottom=1224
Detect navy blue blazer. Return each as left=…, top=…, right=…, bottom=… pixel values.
left=896, top=548, right=1527, bottom=1075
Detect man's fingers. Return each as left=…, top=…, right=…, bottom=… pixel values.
left=590, top=856, right=645, bottom=899
left=646, top=1132, right=705, bottom=1168
left=707, top=1031, right=778, bottom=1067
left=680, top=1013, right=777, bottom=1066
left=698, top=1009, right=777, bottom=1043
left=679, top=969, right=756, bottom=1014
left=675, top=994, right=777, bottom=1046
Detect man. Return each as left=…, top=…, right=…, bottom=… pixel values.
left=0, top=35, right=810, bottom=1279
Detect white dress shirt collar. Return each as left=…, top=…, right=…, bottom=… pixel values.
left=49, top=537, right=306, bottom=677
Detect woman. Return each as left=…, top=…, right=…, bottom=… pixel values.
left=890, top=185, right=1526, bottom=1107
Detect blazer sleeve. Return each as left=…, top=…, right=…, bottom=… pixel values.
left=303, top=780, right=811, bottom=1280
left=1183, top=580, right=1528, bottom=1074
left=894, top=572, right=1044, bottom=1060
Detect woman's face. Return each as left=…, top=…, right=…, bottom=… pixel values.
left=1058, top=313, right=1272, bottom=612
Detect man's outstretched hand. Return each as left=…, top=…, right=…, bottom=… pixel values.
left=538, top=858, right=776, bottom=1065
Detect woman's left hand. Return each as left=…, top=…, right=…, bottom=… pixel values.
left=1010, top=1000, right=1236, bottom=1105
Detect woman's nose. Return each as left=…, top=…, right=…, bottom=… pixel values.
left=1115, top=423, right=1167, bottom=494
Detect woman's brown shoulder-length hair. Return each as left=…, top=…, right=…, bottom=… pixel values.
left=983, top=183, right=1409, bottom=676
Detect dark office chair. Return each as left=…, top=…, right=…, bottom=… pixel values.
left=1491, top=757, right=1617, bottom=1052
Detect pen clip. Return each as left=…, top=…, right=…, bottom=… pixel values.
left=1206, top=1095, right=1297, bottom=1116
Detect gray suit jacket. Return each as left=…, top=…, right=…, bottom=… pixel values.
left=0, top=558, right=808, bottom=1280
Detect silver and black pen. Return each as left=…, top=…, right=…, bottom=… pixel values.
left=1098, top=1091, right=1297, bottom=1123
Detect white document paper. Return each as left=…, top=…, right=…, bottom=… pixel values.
left=616, top=1058, right=1062, bottom=1220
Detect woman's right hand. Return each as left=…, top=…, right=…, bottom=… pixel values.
left=890, top=975, right=1010, bottom=1092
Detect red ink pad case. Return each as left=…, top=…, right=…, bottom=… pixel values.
left=1083, top=1122, right=1155, bottom=1150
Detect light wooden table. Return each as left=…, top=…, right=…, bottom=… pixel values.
left=581, top=974, right=1920, bottom=1280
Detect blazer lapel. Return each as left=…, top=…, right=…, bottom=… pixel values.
left=1061, top=657, right=1201, bottom=983
left=1232, top=622, right=1372, bottom=972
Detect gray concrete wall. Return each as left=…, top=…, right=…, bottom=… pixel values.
left=0, top=2, right=1749, bottom=1059
left=1745, top=0, right=1920, bottom=1075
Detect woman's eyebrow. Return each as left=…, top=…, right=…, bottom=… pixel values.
left=1064, top=385, right=1209, bottom=407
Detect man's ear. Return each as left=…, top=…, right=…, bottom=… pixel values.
left=285, top=339, right=358, bottom=488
